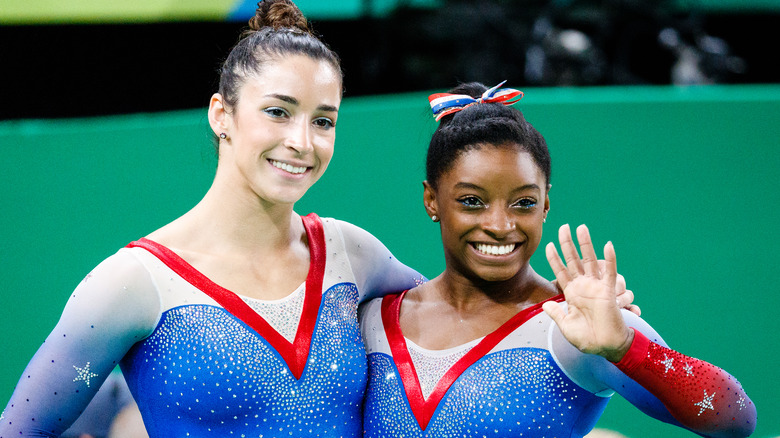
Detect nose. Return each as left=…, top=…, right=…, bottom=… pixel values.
left=284, top=118, right=313, bottom=155
left=481, top=206, right=514, bottom=238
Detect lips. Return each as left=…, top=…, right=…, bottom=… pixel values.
left=474, top=243, right=517, bottom=256
left=269, top=159, right=309, bottom=175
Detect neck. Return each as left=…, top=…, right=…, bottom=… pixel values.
left=152, top=176, right=303, bottom=255
left=430, top=264, right=552, bottom=312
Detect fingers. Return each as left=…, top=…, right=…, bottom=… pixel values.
left=542, top=300, right=566, bottom=327
left=576, top=225, right=600, bottom=277
left=627, top=303, right=642, bottom=316
left=615, top=272, right=627, bottom=295
left=554, top=224, right=618, bottom=292
left=603, top=241, right=618, bottom=291
left=597, top=260, right=607, bottom=277
left=615, top=287, right=634, bottom=308
left=546, top=242, right=571, bottom=291
left=558, top=224, right=584, bottom=277
left=614, top=275, right=640, bottom=315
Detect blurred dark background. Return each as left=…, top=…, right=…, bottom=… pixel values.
left=2, top=0, right=779, bottom=120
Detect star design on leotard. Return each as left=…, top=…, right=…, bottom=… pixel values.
left=694, top=389, right=716, bottom=416
left=73, top=362, right=98, bottom=388
left=660, top=354, right=675, bottom=374
left=737, top=396, right=747, bottom=410
left=683, top=362, right=694, bottom=376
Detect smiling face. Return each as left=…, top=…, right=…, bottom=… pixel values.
left=425, top=144, right=550, bottom=284
left=209, top=54, right=342, bottom=206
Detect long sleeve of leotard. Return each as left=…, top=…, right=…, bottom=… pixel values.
left=613, top=329, right=756, bottom=437
left=332, top=219, right=425, bottom=303
left=0, top=250, right=161, bottom=438
left=550, top=310, right=756, bottom=438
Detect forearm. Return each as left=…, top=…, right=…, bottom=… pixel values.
left=614, top=330, right=756, bottom=438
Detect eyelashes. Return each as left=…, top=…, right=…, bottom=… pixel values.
left=263, top=107, right=335, bottom=130
left=457, top=196, right=538, bottom=210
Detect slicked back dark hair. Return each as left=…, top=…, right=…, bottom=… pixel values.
left=218, top=0, right=342, bottom=112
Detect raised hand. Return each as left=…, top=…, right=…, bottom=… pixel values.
left=549, top=224, right=639, bottom=316
left=542, top=224, right=634, bottom=362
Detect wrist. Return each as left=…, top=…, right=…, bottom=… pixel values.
left=604, top=328, right=635, bottom=363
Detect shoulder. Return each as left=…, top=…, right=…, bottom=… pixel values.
left=323, top=217, right=393, bottom=260
left=82, top=246, right=156, bottom=292
left=325, top=218, right=381, bottom=243
left=68, top=246, right=162, bottom=332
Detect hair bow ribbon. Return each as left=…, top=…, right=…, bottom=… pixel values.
left=428, top=81, right=524, bottom=121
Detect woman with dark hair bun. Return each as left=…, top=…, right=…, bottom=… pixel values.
left=0, top=1, right=425, bottom=437
left=359, top=82, right=757, bottom=438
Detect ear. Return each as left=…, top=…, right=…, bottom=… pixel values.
left=543, top=184, right=551, bottom=220
left=208, top=93, right=230, bottom=138
left=423, top=180, right=438, bottom=220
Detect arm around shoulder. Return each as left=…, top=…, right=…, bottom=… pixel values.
left=333, top=219, right=425, bottom=302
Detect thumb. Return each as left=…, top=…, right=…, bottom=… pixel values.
left=542, top=301, right=566, bottom=327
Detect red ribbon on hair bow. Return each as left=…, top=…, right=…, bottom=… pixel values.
left=428, top=81, right=524, bottom=122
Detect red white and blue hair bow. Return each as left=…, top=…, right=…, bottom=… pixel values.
left=428, top=81, right=524, bottom=122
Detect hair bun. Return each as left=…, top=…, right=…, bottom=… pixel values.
left=249, top=0, right=310, bottom=34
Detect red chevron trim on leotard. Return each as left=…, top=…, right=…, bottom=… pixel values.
left=126, top=213, right=326, bottom=380
left=381, top=291, right=565, bottom=430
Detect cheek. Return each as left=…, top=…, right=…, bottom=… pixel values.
left=525, top=219, right=545, bottom=249
left=439, top=217, right=471, bottom=249
left=314, top=136, right=335, bottom=166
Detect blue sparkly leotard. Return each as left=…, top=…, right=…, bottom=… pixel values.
left=0, top=214, right=423, bottom=438
left=360, top=291, right=756, bottom=438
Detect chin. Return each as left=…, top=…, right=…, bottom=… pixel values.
left=263, top=184, right=315, bottom=205
left=470, top=268, right=520, bottom=284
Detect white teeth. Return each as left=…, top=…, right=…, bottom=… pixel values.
left=270, top=160, right=307, bottom=175
left=475, top=243, right=516, bottom=256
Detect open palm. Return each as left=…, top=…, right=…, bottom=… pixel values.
left=542, top=224, right=634, bottom=362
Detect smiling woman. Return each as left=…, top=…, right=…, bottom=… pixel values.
left=0, top=1, right=424, bottom=437
left=206, top=53, right=341, bottom=207
left=424, top=147, right=549, bottom=284
left=359, top=81, right=757, bottom=438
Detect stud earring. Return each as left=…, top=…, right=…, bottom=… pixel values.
left=431, top=215, right=439, bottom=222
left=219, top=132, right=227, bottom=139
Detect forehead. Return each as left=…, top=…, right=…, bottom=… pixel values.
left=241, top=55, right=341, bottom=105
left=445, top=146, right=545, bottom=187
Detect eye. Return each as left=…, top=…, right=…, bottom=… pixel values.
left=512, top=198, right=538, bottom=210
left=458, top=196, right=484, bottom=208
left=313, top=117, right=335, bottom=130
left=263, top=107, right=289, bottom=118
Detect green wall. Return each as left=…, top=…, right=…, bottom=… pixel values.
left=1, top=84, right=777, bottom=437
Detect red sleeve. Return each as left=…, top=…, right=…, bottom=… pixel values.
left=614, top=330, right=757, bottom=438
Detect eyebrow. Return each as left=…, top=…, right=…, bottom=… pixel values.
left=454, top=182, right=542, bottom=192
left=266, top=93, right=338, bottom=113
